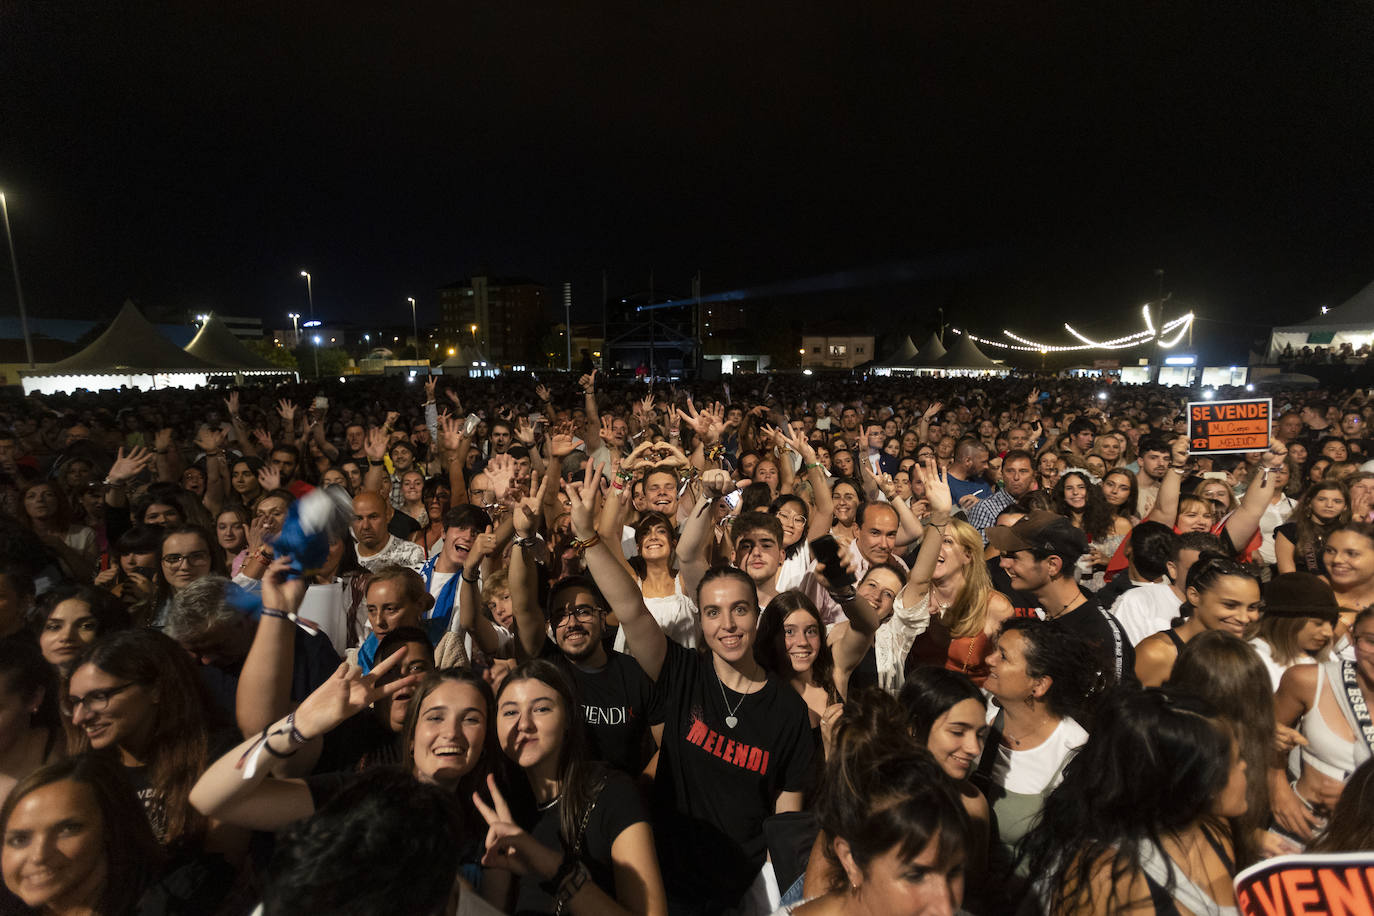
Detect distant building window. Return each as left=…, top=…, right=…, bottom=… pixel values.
left=830, top=345, right=846, bottom=356
left=812, top=346, right=822, bottom=354
left=856, top=345, right=865, bottom=354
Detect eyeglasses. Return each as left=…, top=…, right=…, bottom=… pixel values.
left=162, top=550, right=210, bottom=567
left=550, top=605, right=601, bottom=627
left=67, top=682, right=137, bottom=713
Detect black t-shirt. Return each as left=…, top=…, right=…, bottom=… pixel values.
left=1057, top=587, right=1138, bottom=689
left=651, top=640, right=814, bottom=908
left=196, top=628, right=341, bottom=725
left=1274, top=522, right=1327, bottom=576
left=388, top=511, right=422, bottom=540
left=538, top=640, right=662, bottom=775
left=512, top=769, right=647, bottom=916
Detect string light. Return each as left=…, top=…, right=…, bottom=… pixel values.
left=950, top=310, right=1195, bottom=354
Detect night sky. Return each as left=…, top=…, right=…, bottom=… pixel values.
left=3, top=2, right=1374, bottom=355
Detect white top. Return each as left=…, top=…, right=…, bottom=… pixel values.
left=617, top=572, right=699, bottom=657
left=775, top=540, right=814, bottom=594
left=357, top=534, right=426, bottom=572
left=1112, top=582, right=1184, bottom=648
left=982, top=711, right=1088, bottom=794
left=868, top=586, right=932, bottom=695
left=1257, top=496, right=1297, bottom=565
left=62, top=525, right=97, bottom=559
left=1247, top=636, right=1316, bottom=691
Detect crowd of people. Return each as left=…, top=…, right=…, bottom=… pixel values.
left=0, top=369, right=1370, bottom=915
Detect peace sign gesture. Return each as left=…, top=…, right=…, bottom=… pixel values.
left=513, top=469, right=551, bottom=538
left=566, top=461, right=603, bottom=540
left=292, top=647, right=420, bottom=740
left=473, top=775, right=563, bottom=880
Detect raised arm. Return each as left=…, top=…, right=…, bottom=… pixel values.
left=361, top=427, right=390, bottom=496
left=509, top=501, right=547, bottom=661
left=190, top=649, right=417, bottom=830
left=236, top=557, right=320, bottom=736
left=1224, top=439, right=1287, bottom=551
left=1146, top=436, right=1189, bottom=526
left=782, top=430, right=834, bottom=542
left=677, top=470, right=732, bottom=598
left=570, top=462, right=667, bottom=680
left=900, top=459, right=951, bottom=605
left=580, top=371, right=603, bottom=453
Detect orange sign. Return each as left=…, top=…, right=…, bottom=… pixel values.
left=1187, top=397, right=1272, bottom=454
left=1234, top=852, right=1374, bottom=915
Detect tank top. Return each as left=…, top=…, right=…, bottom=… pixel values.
left=1139, top=823, right=1237, bottom=916
left=616, top=572, right=698, bottom=657
left=1300, top=662, right=1359, bottom=781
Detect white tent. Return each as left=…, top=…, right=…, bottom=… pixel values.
left=1268, top=278, right=1374, bottom=358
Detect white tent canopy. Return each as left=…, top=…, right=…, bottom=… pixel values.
left=1269, top=278, right=1374, bottom=358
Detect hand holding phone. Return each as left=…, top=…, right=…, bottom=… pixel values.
left=809, top=535, right=856, bottom=588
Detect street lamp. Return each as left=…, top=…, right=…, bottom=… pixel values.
left=288, top=312, right=300, bottom=347
left=299, top=270, right=314, bottom=319
left=0, top=192, right=33, bottom=368
left=407, top=296, right=418, bottom=364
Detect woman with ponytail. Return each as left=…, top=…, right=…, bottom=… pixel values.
left=1134, top=553, right=1261, bottom=688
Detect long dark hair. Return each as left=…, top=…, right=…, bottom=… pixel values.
left=496, top=659, right=607, bottom=848
left=899, top=667, right=986, bottom=746
left=1, top=755, right=163, bottom=915
left=1101, top=468, right=1138, bottom=521
left=152, top=524, right=229, bottom=613
left=73, top=629, right=217, bottom=847
left=28, top=583, right=132, bottom=656
left=628, top=511, right=678, bottom=579
left=0, top=638, right=62, bottom=751
left=1293, top=481, right=1350, bottom=570
left=818, top=688, right=970, bottom=893
left=1052, top=470, right=1116, bottom=541
left=1169, top=631, right=1274, bottom=868
left=1021, top=688, right=1234, bottom=914
left=755, top=590, right=834, bottom=695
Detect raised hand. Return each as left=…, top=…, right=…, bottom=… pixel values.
left=1169, top=435, right=1189, bottom=468
left=252, top=428, right=274, bottom=453
left=106, top=446, right=154, bottom=484
left=876, top=472, right=897, bottom=500
left=781, top=426, right=817, bottom=465
left=445, top=389, right=463, bottom=414
left=534, top=382, right=552, bottom=404
left=621, top=441, right=657, bottom=471
left=224, top=390, right=240, bottom=418
left=915, top=458, right=952, bottom=517
left=485, top=453, right=517, bottom=503
left=364, top=427, right=389, bottom=462
left=514, top=418, right=536, bottom=447
left=513, top=470, right=550, bottom=538
left=700, top=468, right=734, bottom=499
left=423, top=376, right=437, bottom=403
left=468, top=524, right=499, bottom=566
left=922, top=400, right=944, bottom=422
left=193, top=426, right=225, bottom=455
left=549, top=421, right=577, bottom=458
left=566, top=461, right=603, bottom=538
left=153, top=428, right=173, bottom=452
left=474, top=775, right=562, bottom=879
left=261, top=555, right=308, bottom=618
left=257, top=463, right=282, bottom=492
left=384, top=411, right=400, bottom=430
left=293, top=647, right=420, bottom=740
left=577, top=369, right=597, bottom=394
left=439, top=415, right=465, bottom=454
left=277, top=399, right=297, bottom=422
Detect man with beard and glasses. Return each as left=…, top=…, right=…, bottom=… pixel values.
left=509, top=542, right=661, bottom=775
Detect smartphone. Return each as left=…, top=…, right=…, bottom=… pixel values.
left=723, top=489, right=742, bottom=510
left=314, top=395, right=329, bottom=410
left=463, top=413, right=481, bottom=436
left=808, top=535, right=855, bottom=588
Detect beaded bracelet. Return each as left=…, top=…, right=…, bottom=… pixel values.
left=705, top=444, right=726, bottom=462
left=568, top=533, right=600, bottom=554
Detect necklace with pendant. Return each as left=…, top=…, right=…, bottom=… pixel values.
left=717, top=668, right=758, bottom=729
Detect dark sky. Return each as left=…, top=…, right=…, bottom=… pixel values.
left=3, top=1, right=1374, bottom=352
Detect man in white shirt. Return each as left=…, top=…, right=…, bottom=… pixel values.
left=1112, top=530, right=1218, bottom=647
left=352, top=490, right=425, bottom=572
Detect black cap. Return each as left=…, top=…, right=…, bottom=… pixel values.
left=987, top=510, right=1089, bottom=565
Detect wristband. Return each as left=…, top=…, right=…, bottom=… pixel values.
left=705, top=444, right=725, bottom=462
left=462, top=572, right=480, bottom=583
left=568, top=533, right=600, bottom=554
left=804, top=461, right=822, bottom=471
left=828, top=586, right=858, bottom=603
left=514, top=536, right=537, bottom=549
left=539, top=854, right=577, bottom=896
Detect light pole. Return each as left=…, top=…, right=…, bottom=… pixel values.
left=299, top=270, right=314, bottom=319
left=312, top=334, right=322, bottom=378
left=470, top=323, right=479, bottom=360
left=0, top=192, right=34, bottom=368
left=407, top=297, right=418, bottom=363
left=288, top=312, right=300, bottom=347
